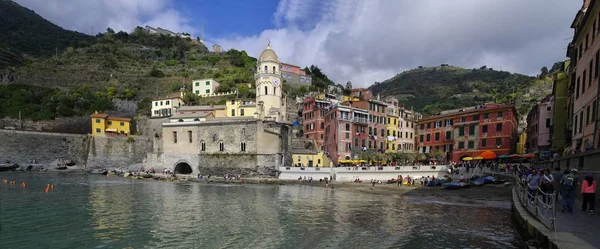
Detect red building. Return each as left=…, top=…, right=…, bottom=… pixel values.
left=301, top=97, right=331, bottom=149
left=323, top=104, right=369, bottom=165
left=350, top=88, right=373, bottom=100
left=417, top=104, right=518, bottom=162
left=349, top=99, right=388, bottom=152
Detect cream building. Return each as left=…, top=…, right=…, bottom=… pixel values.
left=149, top=43, right=292, bottom=176
left=151, top=92, right=184, bottom=118
left=192, top=78, right=220, bottom=95
left=397, top=107, right=420, bottom=152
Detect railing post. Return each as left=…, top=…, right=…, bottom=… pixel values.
left=551, top=192, right=557, bottom=230
left=534, top=188, right=539, bottom=217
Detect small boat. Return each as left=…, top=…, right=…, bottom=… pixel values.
left=427, top=179, right=442, bottom=187
left=0, top=164, right=19, bottom=172
left=101, top=170, right=109, bottom=176
left=471, top=179, right=485, bottom=186
left=459, top=182, right=471, bottom=188
left=482, top=176, right=495, bottom=184
left=444, top=182, right=462, bottom=190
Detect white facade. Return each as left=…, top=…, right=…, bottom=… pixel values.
left=151, top=94, right=184, bottom=117
left=255, top=43, right=286, bottom=122
left=192, top=78, right=220, bottom=96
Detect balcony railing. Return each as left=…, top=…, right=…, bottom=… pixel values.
left=353, top=117, right=368, bottom=124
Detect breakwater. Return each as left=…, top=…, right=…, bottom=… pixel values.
left=278, top=165, right=448, bottom=182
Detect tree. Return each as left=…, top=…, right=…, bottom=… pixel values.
left=238, top=84, right=250, bottom=98
left=345, top=81, right=352, bottom=90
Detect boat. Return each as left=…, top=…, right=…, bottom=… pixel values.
left=482, top=176, right=495, bottom=184
left=56, top=166, right=68, bottom=170
left=0, top=164, right=19, bottom=172
left=444, top=182, right=462, bottom=189
left=471, top=179, right=485, bottom=186
left=426, top=179, right=442, bottom=187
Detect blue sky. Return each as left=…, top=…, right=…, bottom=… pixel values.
left=175, top=0, right=280, bottom=39
left=13, top=0, right=583, bottom=87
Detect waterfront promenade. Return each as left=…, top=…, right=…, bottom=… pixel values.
left=550, top=197, right=600, bottom=249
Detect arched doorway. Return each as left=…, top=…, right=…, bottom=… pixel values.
left=174, top=162, right=193, bottom=174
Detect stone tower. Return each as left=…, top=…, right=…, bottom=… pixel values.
left=255, top=43, right=286, bottom=122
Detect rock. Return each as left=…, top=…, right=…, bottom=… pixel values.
left=124, top=172, right=131, bottom=178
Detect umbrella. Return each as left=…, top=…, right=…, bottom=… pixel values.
left=509, top=154, right=521, bottom=159
left=498, top=155, right=510, bottom=159
left=479, top=150, right=497, bottom=159
left=523, top=154, right=536, bottom=158
left=473, top=156, right=484, bottom=160
left=462, top=157, right=473, bottom=161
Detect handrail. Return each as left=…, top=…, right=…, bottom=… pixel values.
left=515, top=174, right=556, bottom=230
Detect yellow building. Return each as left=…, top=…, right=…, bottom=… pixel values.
left=226, top=99, right=257, bottom=117
left=91, top=112, right=132, bottom=136
left=516, top=132, right=527, bottom=154
left=385, top=105, right=399, bottom=151
left=292, top=151, right=332, bottom=167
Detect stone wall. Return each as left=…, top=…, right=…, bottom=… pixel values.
left=0, top=116, right=91, bottom=134
left=0, top=129, right=89, bottom=165
left=86, top=135, right=153, bottom=170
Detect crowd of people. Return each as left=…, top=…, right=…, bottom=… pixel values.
left=517, top=166, right=596, bottom=215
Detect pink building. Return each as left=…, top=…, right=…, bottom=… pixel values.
left=323, top=104, right=369, bottom=165
left=301, top=97, right=331, bottom=150
left=526, top=96, right=554, bottom=153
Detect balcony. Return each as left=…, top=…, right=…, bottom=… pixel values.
left=340, top=116, right=353, bottom=122
left=353, top=117, right=368, bottom=124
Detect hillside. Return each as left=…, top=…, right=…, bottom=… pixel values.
left=369, top=65, right=553, bottom=117
left=0, top=0, right=90, bottom=57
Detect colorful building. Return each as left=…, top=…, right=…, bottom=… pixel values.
left=385, top=104, right=400, bottom=151
left=566, top=0, right=600, bottom=151
left=176, top=105, right=227, bottom=118
left=280, top=63, right=312, bottom=85
left=417, top=104, right=518, bottom=162
left=225, top=99, right=257, bottom=117
left=192, top=78, right=220, bottom=95
left=349, top=98, right=388, bottom=152
left=551, top=60, right=570, bottom=152
left=323, top=104, right=369, bottom=165
left=301, top=97, right=332, bottom=149
left=91, top=112, right=132, bottom=136
left=397, top=107, right=420, bottom=152
left=517, top=132, right=527, bottom=155
left=526, top=95, right=554, bottom=153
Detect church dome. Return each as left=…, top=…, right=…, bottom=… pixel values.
left=259, top=43, right=278, bottom=62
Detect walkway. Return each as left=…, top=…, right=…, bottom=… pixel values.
left=551, top=197, right=600, bottom=249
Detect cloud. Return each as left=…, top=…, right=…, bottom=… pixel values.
left=216, top=0, right=581, bottom=87
left=14, top=0, right=197, bottom=36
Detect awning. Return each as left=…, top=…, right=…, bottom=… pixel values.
left=473, top=156, right=484, bottom=160
left=105, top=128, right=117, bottom=132
left=462, top=157, right=473, bottom=161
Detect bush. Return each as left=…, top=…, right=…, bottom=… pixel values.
left=149, top=67, right=165, bottom=77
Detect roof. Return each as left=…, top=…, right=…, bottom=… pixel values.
left=107, top=117, right=132, bottom=122
left=177, top=105, right=226, bottom=111
left=91, top=113, right=109, bottom=118
left=170, top=111, right=213, bottom=119
left=259, top=43, right=279, bottom=62
left=153, top=93, right=183, bottom=101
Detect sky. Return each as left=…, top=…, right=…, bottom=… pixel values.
left=15, top=0, right=582, bottom=87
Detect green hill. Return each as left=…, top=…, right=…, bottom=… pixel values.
left=369, top=65, right=553, bottom=117
left=0, top=0, right=91, bottom=57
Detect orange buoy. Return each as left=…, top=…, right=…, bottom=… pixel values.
left=50, top=184, right=54, bottom=190
left=21, top=182, right=26, bottom=188
left=45, top=187, right=49, bottom=193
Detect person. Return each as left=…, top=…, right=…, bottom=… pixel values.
left=540, top=169, right=555, bottom=207
left=581, top=173, right=596, bottom=215
left=560, top=169, right=578, bottom=213
left=459, top=174, right=465, bottom=183
left=551, top=167, right=564, bottom=197
left=527, top=169, right=541, bottom=203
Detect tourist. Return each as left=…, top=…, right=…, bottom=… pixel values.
left=581, top=174, right=596, bottom=215
left=560, top=169, right=578, bottom=213
left=540, top=169, right=555, bottom=207
left=398, top=175, right=403, bottom=187
left=527, top=169, right=541, bottom=203
left=551, top=167, right=564, bottom=196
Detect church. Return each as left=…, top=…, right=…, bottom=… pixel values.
left=150, top=43, right=292, bottom=176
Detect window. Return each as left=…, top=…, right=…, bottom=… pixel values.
left=264, top=86, right=268, bottom=95
left=459, top=127, right=465, bottom=136
left=195, top=82, right=199, bottom=86
left=166, top=101, right=170, bottom=105
left=468, top=141, right=474, bottom=149
left=426, top=134, right=430, bottom=141
left=369, top=127, right=372, bottom=135
left=586, top=33, right=589, bottom=50
left=392, top=144, right=395, bottom=150
left=320, top=122, right=324, bottom=129
left=583, top=70, right=587, bottom=91
left=241, top=142, right=246, bottom=152
left=435, top=133, right=440, bottom=141
left=206, top=81, right=210, bottom=85
left=497, top=111, right=503, bottom=118
left=96, top=128, right=101, bottom=133
left=154, top=102, right=158, bottom=106
left=346, top=124, right=350, bottom=131
left=596, top=51, right=600, bottom=78
left=219, top=141, right=224, bottom=152
left=345, top=133, right=349, bottom=139
left=96, top=119, right=100, bottom=123
left=173, top=131, right=177, bottom=144
left=481, top=139, right=487, bottom=147
left=427, top=123, right=431, bottom=129
left=107, top=121, right=112, bottom=125
left=231, top=109, right=236, bottom=116
left=496, top=123, right=502, bottom=131
left=205, top=89, right=210, bottom=94
left=445, top=131, right=451, bottom=139
left=580, top=111, right=584, bottom=133
left=576, top=76, right=581, bottom=98
left=547, top=106, right=551, bottom=111
left=473, top=114, right=479, bottom=121
left=590, top=61, right=593, bottom=87
left=458, top=142, right=464, bottom=149
left=355, top=138, right=359, bottom=147
left=419, top=135, right=424, bottom=142
left=381, top=129, right=384, bottom=136
left=461, top=117, right=466, bottom=122
left=593, top=100, right=597, bottom=121
left=420, top=124, right=424, bottom=130
left=241, top=109, right=245, bottom=116
left=120, top=122, right=124, bottom=126
left=374, top=128, right=377, bottom=136
left=546, top=118, right=551, bottom=128
left=574, top=115, right=578, bottom=135
left=387, top=130, right=390, bottom=136
left=483, top=113, right=489, bottom=119
left=469, top=125, right=475, bottom=136
left=587, top=106, right=591, bottom=124
left=496, top=137, right=502, bottom=146
left=482, top=125, right=488, bottom=133
left=195, top=90, right=200, bottom=94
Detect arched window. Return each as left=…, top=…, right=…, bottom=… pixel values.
left=194, top=118, right=200, bottom=121
left=219, top=141, right=224, bottom=152
left=264, top=86, right=268, bottom=95
left=273, top=87, right=276, bottom=95
left=178, top=119, right=184, bottom=122
left=272, top=66, right=276, bottom=73
left=200, top=140, right=206, bottom=151
left=264, top=65, right=267, bottom=72
left=241, top=142, right=246, bottom=152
